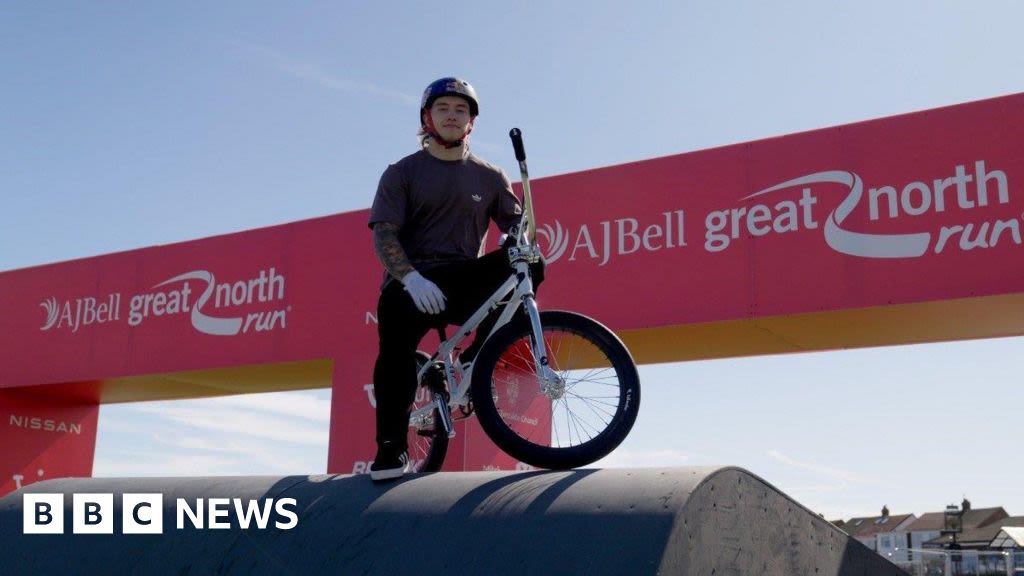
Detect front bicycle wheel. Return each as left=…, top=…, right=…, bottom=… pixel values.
left=407, top=351, right=449, bottom=473
left=470, top=310, right=640, bottom=470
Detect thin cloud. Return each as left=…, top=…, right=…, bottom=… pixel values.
left=766, top=449, right=866, bottom=486
left=130, top=402, right=328, bottom=446
left=231, top=41, right=417, bottom=105
left=94, top=453, right=249, bottom=477
left=468, top=138, right=501, bottom=154
left=96, top=391, right=333, bottom=477
left=151, top=433, right=244, bottom=453
left=95, top=430, right=326, bottom=477
left=153, top=433, right=324, bottom=472
left=206, top=391, right=331, bottom=423
left=588, top=448, right=694, bottom=468
left=151, top=432, right=317, bottom=461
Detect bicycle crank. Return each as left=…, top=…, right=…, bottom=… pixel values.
left=434, top=392, right=456, bottom=438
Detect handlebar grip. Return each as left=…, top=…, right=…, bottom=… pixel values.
left=509, top=128, right=526, bottom=162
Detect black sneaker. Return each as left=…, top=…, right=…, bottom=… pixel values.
left=370, top=449, right=408, bottom=482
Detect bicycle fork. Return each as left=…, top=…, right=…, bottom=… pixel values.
left=522, top=296, right=564, bottom=399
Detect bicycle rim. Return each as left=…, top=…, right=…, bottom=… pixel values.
left=472, top=311, right=639, bottom=469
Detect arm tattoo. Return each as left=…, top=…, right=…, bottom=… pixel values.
left=373, top=223, right=415, bottom=281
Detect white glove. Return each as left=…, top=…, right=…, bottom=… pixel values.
left=401, top=271, right=446, bottom=314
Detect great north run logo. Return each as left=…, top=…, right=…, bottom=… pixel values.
left=535, top=160, right=1016, bottom=265
left=39, top=268, right=290, bottom=336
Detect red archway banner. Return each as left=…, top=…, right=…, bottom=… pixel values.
left=2, top=92, right=1024, bottom=492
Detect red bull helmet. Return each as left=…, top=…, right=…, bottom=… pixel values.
left=420, top=77, right=479, bottom=122
left=419, top=77, right=479, bottom=149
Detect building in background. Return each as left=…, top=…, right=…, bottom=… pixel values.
left=836, top=499, right=1024, bottom=574
left=837, top=506, right=916, bottom=562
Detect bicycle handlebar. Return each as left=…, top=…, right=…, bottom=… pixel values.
left=508, top=127, right=536, bottom=246
left=509, top=128, right=526, bottom=162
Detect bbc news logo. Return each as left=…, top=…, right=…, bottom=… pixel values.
left=23, top=493, right=299, bottom=534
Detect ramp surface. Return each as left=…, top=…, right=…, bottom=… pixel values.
left=0, top=467, right=903, bottom=575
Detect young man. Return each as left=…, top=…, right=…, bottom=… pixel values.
left=367, top=77, right=539, bottom=481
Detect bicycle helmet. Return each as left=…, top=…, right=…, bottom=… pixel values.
left=420, top=77, right=479, bottom=148
left=420, top=77, right=479, bottom=119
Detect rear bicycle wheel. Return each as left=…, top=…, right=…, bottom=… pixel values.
left=407, top=351, right=449, bottom=473
left=470, top=310, right=640, bottom=470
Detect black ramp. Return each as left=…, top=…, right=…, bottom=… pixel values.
left=0, top=467, right=903, bottom=575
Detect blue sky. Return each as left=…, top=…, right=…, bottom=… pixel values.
left=4, top=2, right=1024, bottom=520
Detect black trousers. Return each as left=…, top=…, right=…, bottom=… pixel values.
left=373, top=249, right=543, bottom=450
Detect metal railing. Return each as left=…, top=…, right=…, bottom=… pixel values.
left=894, top=549, right=1024, bottom=576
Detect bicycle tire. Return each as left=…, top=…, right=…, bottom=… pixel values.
left=407, top=351, right=449, bottom=473
left=470, top=310, right=640, bottom=470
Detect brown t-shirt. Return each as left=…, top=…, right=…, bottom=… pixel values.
left=368, top=149, right=522, bottom=270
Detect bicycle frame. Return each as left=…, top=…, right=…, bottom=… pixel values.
left=409, top=243, right=553, bottom=439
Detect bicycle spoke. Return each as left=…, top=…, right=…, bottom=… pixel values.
left=564, top=392, right=620, bottom=415
left=559, top=398, right=601, bottom=444
left=496, top=329, right=621, bottom=449
left=565, top=399, right=581, bottom=444
left=476, top=312, right=639, bottom=466
left=552, top=409, right=562, bottom=447
left=568, top=397, right=617, bottom=426
left=561, top=396, right=608, bottom=429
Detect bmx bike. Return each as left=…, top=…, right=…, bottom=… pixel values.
left=404, top=128, right=640, bottom=472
